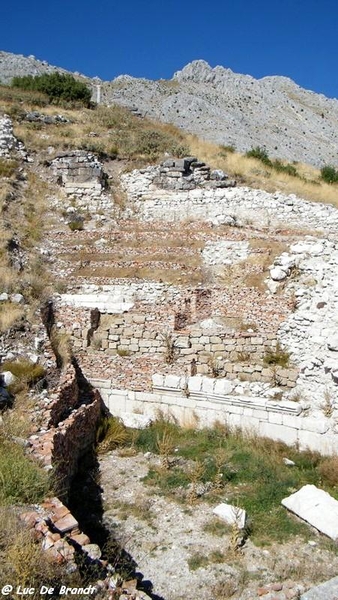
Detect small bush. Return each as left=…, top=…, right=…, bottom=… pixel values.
left=0, top=437, right=49, bottom=504
left=272, top=159, right=299, bottom=177
left=0, top=302, right=24, bottom=333
left=318, top=456, right=338, bottom=486
left=96, top=415, right=130, bottom=453
left=1, top=359, right=45, bottom=392
left=49, top=327, right=72, bottom=368
left=219, top=144, right=236, bottom=154
left=117, top=348, right=131, bottom=357
left=263, top=342, right=290, bottom=367
left=68, top=214, right=84, bottom=231
left=0, top=159, right=19, bottom=178
left=11, top=73, right=92, bottom=107
left=320, top=165, right=338, bottom=184
left=246, top=146, right=272, bottom=166
left=188, top=552, right=210, bottom=571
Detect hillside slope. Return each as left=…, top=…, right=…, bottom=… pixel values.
left=1, top=51, right=338, bottom=167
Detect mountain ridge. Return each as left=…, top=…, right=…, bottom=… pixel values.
left=1, top=51, right=337, bottom=167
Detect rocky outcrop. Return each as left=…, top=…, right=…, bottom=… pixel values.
left=2, top=51, right=338, bottom=166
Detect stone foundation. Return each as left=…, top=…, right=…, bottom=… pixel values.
left=91, top=374, right=337, bottom=455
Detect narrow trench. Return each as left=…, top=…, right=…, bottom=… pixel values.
left=41, top=301, right=165, bottom=598
left=67, top=447, right=165, bottom=600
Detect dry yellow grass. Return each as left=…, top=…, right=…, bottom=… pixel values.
left=0, top=301, right=24, bottom=332
left=187, top=135, right=338, bottom=207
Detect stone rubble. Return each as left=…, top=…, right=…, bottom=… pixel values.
left=122, top=166, right=338, bottom=233
left=0, top=115, right=27, bottom=159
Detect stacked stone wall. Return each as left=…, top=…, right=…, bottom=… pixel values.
left=91, top=375, right=337, bottom=456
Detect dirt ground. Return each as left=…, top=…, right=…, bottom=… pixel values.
left=99, top=450, right=338, bottom=600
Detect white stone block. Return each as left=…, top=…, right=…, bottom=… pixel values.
left=188, top=376, right=203, bottom=392
left=213, top=503, right=246, bottom=529
left=90, top=378, right=112, bottom=389
left=120, top=413, right=152, bottom=429
left=214, top=379, right=234, bottom=395
left=202, top=378, right=215, bottom=394
left=282, top=485, right=338, bottom=540
left=298, top=430, right=337, bottom=454
left=164, top=375, right=181, bottom=389
left=259, top=421, right=298, bottom=445
left=151, top=373, right=164, bottom=387
left=282, top=414, right=301, bottom=429
left=268, top=412, right=283, bottom=425
left=301, top=417, right=330, bottom=434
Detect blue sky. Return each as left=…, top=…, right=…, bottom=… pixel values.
left=2, top=0, right=338, bottom=98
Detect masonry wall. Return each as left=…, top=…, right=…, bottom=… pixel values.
left=68, top=312, right=298, bottom=387
left=123, top=168, right=338, bottom=233
left=90, top=375, right=337, bottom=456
left=29, top=362, right=104, bottom=501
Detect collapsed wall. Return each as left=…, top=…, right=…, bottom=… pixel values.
left=122, top=165, right=338, bottom=232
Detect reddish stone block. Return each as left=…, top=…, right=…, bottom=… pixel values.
left=54, top=513, right=78, bottom=533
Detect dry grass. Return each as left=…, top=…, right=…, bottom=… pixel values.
left=188, top=135, right=338, bottom=206
left=0, top=301, right=24, bottom=332
left=49, top=327, right=72, bottom=369
left=318, top=455, right=338, bottom=486
left=74, top=264, right=205, bottom=285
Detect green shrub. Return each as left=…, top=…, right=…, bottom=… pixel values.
left=2, top=359, right=45, bottom=392
left=263, top=342, right=290, bottom=367
left=133, top=129, right=188, bottom=158
left=68, top=215, right=84, bottom=231
left=0, top=159, right=18, bottom=178
left=96, top=416, right=131, bottom=453
left=0, top=438, right=49, bottom=504
left=219, top=144, right=236, bottom=154
left=272, top=160, right=299, bottom=177
left=11, top=73, right=92, bottom=107
left=320, top=165, right=338, bottom=184
left=246, top=146, right=272, bottom=166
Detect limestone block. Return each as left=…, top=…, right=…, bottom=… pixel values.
left=300, top=417, right=330, bottom=434
left=139, top=340, right=152, bottom=348
left=197, top=364, right=209, bottom=374
left=133, top=315, right=146, bottom=323
left=298, top=430, right=337, bottom=454
left=89, top=378, right=112, bottom=389
left=268, top=412, right=283, bottom=425
left=188, top=376, right=203, bottom=392
left=328, top=336, right=338, bottom=351
left=282, top=485, right=338, bottom=540
left=164, top=375, right=181, bottom=389
left=214, top=379, right=234, bottom=395
left=227, top=405, right=244, bottom=415
left=282, top=414, right=301, bottom=429
left=211, top=344, right=224, bottom=352
left=259, top=421, right=298, bottom=445
left=175, top=337, right=191, bottom=349
left=191, top=344, right=204, bottom=351
left=301, top=576, right=338, bottom=600
left=202, top=378, right=215, bottom=394
left=213, top=503, right=246, bottom=529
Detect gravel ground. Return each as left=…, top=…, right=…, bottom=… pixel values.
left=99, top=450, right=338, bottom=600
